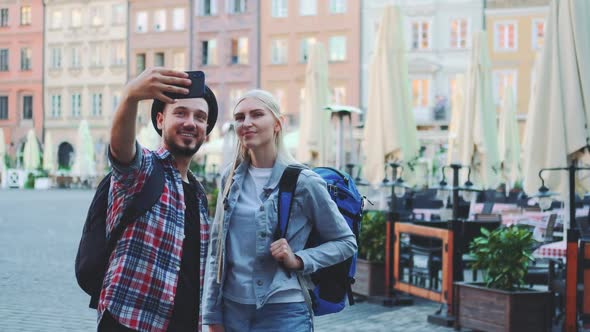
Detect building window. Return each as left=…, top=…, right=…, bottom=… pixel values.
left=411, top=20, right=431, bottom=50
left=532, top=19, right=545, bottom=50
left=173, top=52, right=185, bottom=70
left=229, top=88, right=245, bottom=114
left=329, top=0, right=346, bottom=14
left=228, top=0, right=246, bottom=14
left=0, top=96, right=7, bottom=119
left=450, top=18, right=469, bottom=49
left=89, top=6, right=103, bottom=26
left=112, top=4, right=126, bottom=25
left=71, top=9, right=82, bottom=28
left=493, top=70, right=517, bottom=104
left=494, top=21, right=517, bottom=51
left=172, top=8, right=185, bottom=30
left=71, top=93, right=81, bottom=117
left=154, top=52, right=165, bottom=67
left=136, top=53, right=146, bottom=74
left=20, top=48, right=31, bottom=71
left=299, top=37, right=316, bottom=63
left=270, top=38, right=287, bottom=64
left=51, top=95, right=61, bottom=118
left=272, top=0, right=288, bottom=18
left=111, top=42, right=125, bottom=66
left=112, top=92, right=121, bottom=113
left=412, top=79, right=430, bottom=107
left=231, top=37, right=248, bottom=65
left=51, top=10, right=62, bottom=29
left=71, top=46, right=81, bottom=68
left=0, top=8, right=8, bottom=27
left=50, top=47, right=61, bottom=69
left=201, top=40, right=217, bottom=65
left=329, top=36, right=346, bottom=61
left=136, top=11, right=147, bottom=32
left=331, top=86, right=347, bottom=104
left=200, top=0, right=218, bottom=16
left=92, top=93, right=102, bottom=116
left=90, top=44, right=102, bottom=67
left=300, top=0, right=317, bottom=16
left=22, top=95, right=32, bottom=119
left=0, top=49, right=8, bottom=71
left=153, top=9, right=166, bottom=32
left=20, top=6, right=31, bottom=25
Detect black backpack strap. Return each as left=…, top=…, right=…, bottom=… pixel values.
left=275, top=165, right=304, bottom=240
left=89, top=156, right=165, bottom=308
left=106, top=156, right=165, bottom=253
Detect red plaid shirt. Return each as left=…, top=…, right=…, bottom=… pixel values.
left=98, top=145, right=210, bottom=332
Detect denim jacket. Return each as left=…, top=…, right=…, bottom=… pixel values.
left=201, top=157, right=357, bottom=325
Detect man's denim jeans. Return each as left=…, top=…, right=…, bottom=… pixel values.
left=222, top=298, right=312, bottom=332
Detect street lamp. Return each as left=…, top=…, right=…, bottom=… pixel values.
left=531, top=168, right=560, bottom=211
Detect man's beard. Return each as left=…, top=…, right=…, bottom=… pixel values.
left=164, top=135, right=203, bottom=157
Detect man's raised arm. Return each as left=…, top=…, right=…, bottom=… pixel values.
left=109, top=68, right=191, bottom=164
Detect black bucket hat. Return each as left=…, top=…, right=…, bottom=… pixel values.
left=151, top=85, right=218, bottom=136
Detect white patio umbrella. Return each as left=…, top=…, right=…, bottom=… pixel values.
left=221, top=123, right=236, bottom=169
left=363, top=5, right=419, bottom=186
left=447, top=74, right=466, bottom=164
left=522, top=0, right=590, bottom=232
left=296, top=42, right=333, bottom=166
left=136, top=122, right=160, bottom=151
left=498, top=86, right=521, bottom=192
left=23, top=129, right=41, bottom=171
left=455, top=31, right=500, bottom=189
left=42, top=132, right=56, bottom=174
left=71, top=119, right=97, bottom=178
left=523, top=0, right=590, bottom=195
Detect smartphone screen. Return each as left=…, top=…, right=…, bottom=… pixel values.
left=165, top=70, right=205, bottom=100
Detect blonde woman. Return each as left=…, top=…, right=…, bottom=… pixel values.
left=202, top=90, right=356, bottom=332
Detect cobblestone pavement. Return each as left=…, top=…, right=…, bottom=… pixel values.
left=0, top=189, right=455, bottom=332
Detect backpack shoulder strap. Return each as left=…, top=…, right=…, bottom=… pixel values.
left=275, top=165, right=304, bottom=240
left=106, top=155, right=165, bottom=253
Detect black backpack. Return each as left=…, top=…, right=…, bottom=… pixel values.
left=74, top=158, right=164, bottom=309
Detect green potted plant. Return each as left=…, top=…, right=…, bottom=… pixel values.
left=354, top=210, right=386, bottom=297
left=456, top=225, right=552, bottom=332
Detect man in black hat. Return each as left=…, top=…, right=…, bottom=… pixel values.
left=99, top=67, right=217, bottom=332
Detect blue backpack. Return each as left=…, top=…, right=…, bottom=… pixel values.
left=277, top=166, right=363, bottom=316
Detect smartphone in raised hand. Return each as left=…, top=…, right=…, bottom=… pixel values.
left=165, top=70, right=205, bottom=100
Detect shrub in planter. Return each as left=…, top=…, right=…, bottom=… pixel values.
left=456, top=226, right=552, bottom=331
left=354, top=211, right=387, bottom=297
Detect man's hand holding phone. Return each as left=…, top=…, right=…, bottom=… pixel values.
left=122, top=68, right=192, bottom=105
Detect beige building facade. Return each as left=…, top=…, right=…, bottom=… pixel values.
left=260, top=0, right=361, bottom=131
left=43, top=0, right=127, bottom=171
left=129, top=0, right=191, bottom=129
left=485, top=0, right=550, bottom=136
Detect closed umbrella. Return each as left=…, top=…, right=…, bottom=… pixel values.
left=71, top=120, right=97, bottom=178
left=522, top=0, right=590, bottom=233
left=447, top=74, right=466, bottom=164
left=42, top=132, right=56, bottom=174
left=363, top=5, right=419, bottom=186
left=498, top=86, right=521, bottom=192
left=136, top=122, right=161, bottom=151
left=296, top=42, right=333, bottom=166
left=455, top=31, right=500, bottom=189
left=23, top=129, right=40, bottom=171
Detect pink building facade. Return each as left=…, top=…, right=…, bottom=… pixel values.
left=129, top=0, right=192, bottom=127
left=0, top=0, right=44, bottom=160
left=193, top=0, right=259, bottom=124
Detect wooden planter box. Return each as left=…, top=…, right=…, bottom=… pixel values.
left=353, top=258, right=385, bottom=297
left=456, top=282, right=552, bottom=332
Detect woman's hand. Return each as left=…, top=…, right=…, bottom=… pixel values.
left=270, top=238, right=303, bottom=270
left=208, top=324, right=225, bottom=332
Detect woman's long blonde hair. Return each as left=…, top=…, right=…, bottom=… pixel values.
left=215, top=89, right=299, bottom=282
